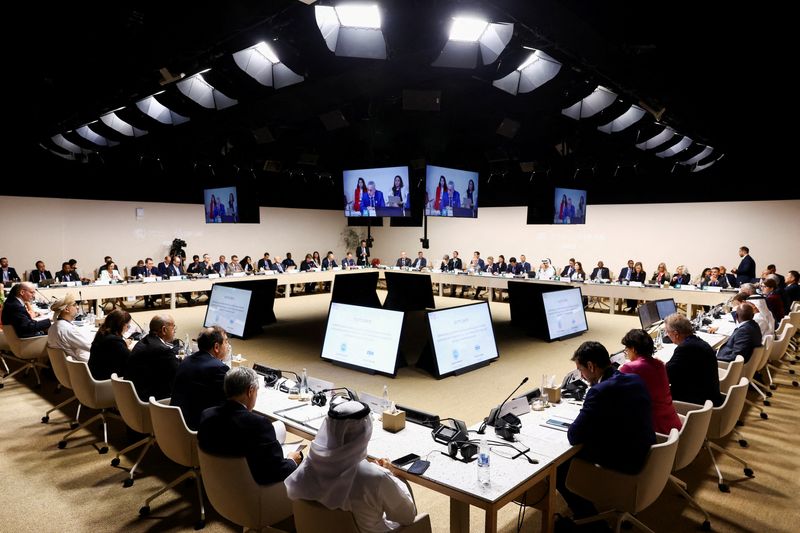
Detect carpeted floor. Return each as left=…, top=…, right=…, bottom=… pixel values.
left=1, top=292, right=797, bottom=532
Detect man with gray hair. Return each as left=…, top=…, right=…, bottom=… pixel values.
left=198, top=366, right=301, bottom=484
left=664, top=313, right=723, bottom=405
left=717, top=304, right=762, bottom=363
left=1, top=282, right=51, bottom=337
left=363, top=181, right=385, bottom=209
left=125, top=315, right=180, bottom=401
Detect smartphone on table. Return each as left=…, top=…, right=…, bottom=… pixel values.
left=391, top=453, right=420, bottom=467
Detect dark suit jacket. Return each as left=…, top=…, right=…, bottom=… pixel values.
left=356, top=246, right=370, bottom=265
left=125, top=333, right=180, bottom=401
left=736, top=255, right=756, bottom=284
left=631, top=271, right=646, bottom=283
left=257, top=258, right=272, bottom=271
left=130, top=266, right=146, bottom=277
left=670, top=273, right=691, bottom=287
left=29, top=270, right=53, bottom=283
left=396, top=257, right=411, bottom=267
left=157, top=262, right=170, bottom=277
left=56, top=270, right=80, bottom=282
left=171, top=351, right=228, bottom=430
left=271, top=262, right=285, bottom=273
left=322, top=258, right=338, bottom=270
left=88, top=333, right=130, bottom=380
left=167, top=264, right=184, bottom=277
left=492, top=262, right=506, bottom=274
left=590, top=267, right=610, bottom=280
left=783, top=283, right=800, bottom=311
left=561, top=266, right=576, bottom=278
left=447, top=258, right=463, bottom=271
left=198, top=400, right=298, bottom=484
left=568, top=369, right=655, bottom=474
left=1, top=297, right=51, bottom=337
left=717, top=320, right=762, bottom=363
left=666, top=335, right=723, bottom=406
left=212, top=262, right=229, bottom=276
left=618, top=267, right=634, bottom=282
left=1, top=266, right=20, bottom=284
left=412, top=257, right=427, bottom=269
left=186, top=262, right=207, bottom=275
left=362, top=191, right=385, bottom=208
left=701, top=276, right=728, bottom=289
left=723, top=273, right=739, bottom=288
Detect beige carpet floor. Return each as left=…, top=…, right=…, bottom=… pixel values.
left=1, top=292, right=798, bottom=532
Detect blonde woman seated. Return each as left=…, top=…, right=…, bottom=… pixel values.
left=285, top=400, right=417, bottom=533
left=98, top=262, right=123, bottom=282
left=47, top=294, right=92, bottom=362
left=650, top=262, right=670, bottom=285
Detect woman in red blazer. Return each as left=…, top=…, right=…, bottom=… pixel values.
left=433, top=175, right=446, bottom=211
left=353, top=177, right=367, bottom=212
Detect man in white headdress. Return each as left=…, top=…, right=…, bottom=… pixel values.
left=285, top=400, right=417, bottom=533
left=536, top=258, right=556, bottom=280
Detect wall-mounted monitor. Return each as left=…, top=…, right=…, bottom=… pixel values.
left=343, top=166, right=410, bottom=217
left=638, top=298, right=678, bottom=330
left=541, top=288, right=589, bottom=340
left=204, top=185, right=260, bottom=223
left=425, top=165, right=479, bottom=218
left=425, top=302, right=498, bottom=378
left=204, top=284, right=253, bottom=338
left=553, top=187, right=587, bottom=224
left=321, top=302, right=405, bottom=376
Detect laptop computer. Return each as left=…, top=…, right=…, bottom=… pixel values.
left=39, top=278, right=57, bottom=287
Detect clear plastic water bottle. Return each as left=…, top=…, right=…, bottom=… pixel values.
left=184, top=333, right=190, bottom=354
left=87, top=311, right=95, bottom=326
left=300, top=368, right=309, bottom=394
left=477, top=438, right=490, bottom=485
left=225, top=342, right=233, bottom=367
left=382, top=384, right=390, bottom=410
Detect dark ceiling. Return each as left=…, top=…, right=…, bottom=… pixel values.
left=10, top=1, right=798, bottom=208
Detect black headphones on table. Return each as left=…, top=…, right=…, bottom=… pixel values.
left=447, top=440, right=478, bottom=462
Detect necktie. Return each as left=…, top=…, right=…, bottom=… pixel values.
left=626, top=269, right=631, bottom=281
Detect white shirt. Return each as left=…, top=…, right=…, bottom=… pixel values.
left=47, top=319, right=93, bottom=362
left=99, top=269, right=122, bottom=282
left=347, top=462, right=416, bottom=533
left=537, top=266, right=556, bottom=280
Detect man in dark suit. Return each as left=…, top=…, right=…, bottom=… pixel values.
left=322, top=251, right=338, bottom=270
left=1, top=257, right=21, bottom=286
left=1, top=283, right=51, bottom=337
left=558, top=341, right=655, bottom=519
left=469, top=251, right=485, bottom=272
left=700, top=266, right=729, bottom=289
left=665, top=314, right=723, bottom=405
left=341, top=253, right=356, bottom=269
left=125, top=315, right=180, bottom=401
left=719, top=265, right=739, bottom=289
left=186, top=255, right=205, bottom=275
left=171, top=326, right=230, bottom=430
left=732, top=246, right=756, bottom=285
left=362, top=181, right=385, bottom=209
left=590, top=260, right=610, bottom=281
left=765, top=264, right=785, bottom=289
left=395, top=252, right=412, bottom=267
left=156, top=255, right=172, bottom=278
left=29, top=261, right=53, bottom=284
left=168, top=256, right=185, bottom=277
left=198, top=366, right=301, bottom=484
left=448, top=251, right=464, bottom=297
left=257, top=252, right=273, bottom=272
left=212, top=255, right=229, bottom=277
left=356, top=240, right=370, bottom=267
left=717, top=303, right=763, bottom=363
left=55, top=262, right=80, bottom=283
left=412, top=251, right=427, bottom=269
left=560, top=258, right=577, bottom=279
left=618, top=259, right=635, bottom=283
left=783, top=270, right=800, bottom=311
left=518, top=254, right=531, bottom=274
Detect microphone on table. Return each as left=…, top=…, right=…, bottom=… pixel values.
left=478, top=377, right=529, bottom=435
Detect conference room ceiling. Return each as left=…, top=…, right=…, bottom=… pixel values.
left=11, top=1, right=796, bottom=208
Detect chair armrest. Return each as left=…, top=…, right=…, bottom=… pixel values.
left=717, top=360, right=730, bottom=370
left=402, top=513, right=432, bottom=533
left=673, top=400, right=703, bottom=416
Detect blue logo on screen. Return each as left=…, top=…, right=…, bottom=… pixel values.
left=474, top=344, right=480, bottom=351
left=452, top=349, right=459, bottom=360
left=366, top=350, right=374, bottom=356
left=340, top=343, right=347, bottom=352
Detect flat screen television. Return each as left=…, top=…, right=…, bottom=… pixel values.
left=204, top=185, right=260, bottom=223
left=343, top=166, right=410, bottom=217
left=541, top=288, right=589, bottom=340
left=203, top=284, right=252, bottom=338
left=426, top=302, right=499, bottom=378
left=425, top=165, right=479, bottom=218
left=638, top=298, right=678, bottom=329
left=320, top=302, right=405, bottom=376
left=553, top=187, right=587, bottom=224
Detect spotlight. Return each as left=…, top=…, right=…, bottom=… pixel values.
left=177, top=72, right=237, bottom=110
left=562, top=86, right=617, bottom=119
left=233, top=42, right=304, bottom=88
left=432, top=16, right=513, bottom=68
left=492, top=49, right=561, bottom=95
left=315, top=3, right=387, bottom=59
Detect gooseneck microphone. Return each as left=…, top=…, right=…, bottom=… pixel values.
left=478, top=377, right=529, bottom=434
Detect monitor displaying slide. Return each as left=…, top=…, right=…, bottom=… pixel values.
left=425, top=165, right=479, bottom=218
left=553, top=187, right=587, bottom=224
left=204, top=285, right=252, bottom=337
left=638, top=298, right=677, bottom=329
left=343, top=166, right=410, bottom=217
left=427, top=302, right=498, bottom=377
left=321, top=302, right=405, bottom=376
left=541, top=288, right=588, bottom=340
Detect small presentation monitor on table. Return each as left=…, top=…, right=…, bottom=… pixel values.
left=541, top=288, right=589, bottom=341
left=638, top=298, right=677, bottom=330
left=425, top=301, right=499, bottom=378
left=204, top=285, right=252, bottom=338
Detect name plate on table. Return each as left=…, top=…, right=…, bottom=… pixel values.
left=678, top=285, right=697, bottom=290
left=287, top=270, right=300, bottom=275
left=499, top=397, right=531, bottom=418
left=65, top=281, right=80, bottom=287
left=359, top=391, right=386, bottom=415
left=169, top=275, right=183, bottom=280
left=307, top=376, right=333, bottom=394
left=366, top=207, right=377, bottom=216
left=232, top=272, right=247, bottom=278
left=94, top=280, right=110, bottom=285
left=142, top=277, right=157, bottom=283
left=703, top=286, right=722, bottom=292
left=629, top=281, right=643, bottom=287
left=207, top=273, right=220, bottom=279
left=261, top=270, right=275, bottom=275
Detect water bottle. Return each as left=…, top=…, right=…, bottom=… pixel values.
left=87, top=311, right=95, bottom=326
left=382, top=384, right=390, bottom=412
left=300, top=368, right=309, bottom=394
left=184, top=333, right=191, bottom=354
left=477, top=438, right=490, bottom=485
left=225, top=342, right=233, bottom=367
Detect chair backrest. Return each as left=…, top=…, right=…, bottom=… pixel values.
left=148, top=397, right=198, bottom=468
left=0, top=329, right=10, bottom=351
left=740, top=345, right=767, bottom=381
left=707, top=377, right=749, bottom=440
left=769, top=324, right=796, bottom=362
left=292, top=499, right=360, bottom=533
left=630, top=428, right=680, bottom=513
left=110, top=374, right=152, bottom=435
left=47, top=347, right=72, bottom=390
left=65, top=356, right=116, bottom=410
left=755, top=336, right=773, bottom=372
left=198, top=448, right=292, bottom=530
left=3, top=324, right=48, bottom=359
left=672, top=401, right=713, bottom=471
left=718, top=355, right=744, bottom=393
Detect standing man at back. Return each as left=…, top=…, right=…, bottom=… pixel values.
left=732, top=246, right=756, bottom=285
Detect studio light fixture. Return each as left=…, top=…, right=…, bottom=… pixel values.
left=635, top=125, right=675, bottom=150
left=562, top=86, right=617, bottom=119
left=177, top=71, right=237, bottom=110
left=597, top=104, right=646, bottom=133
left=233, top=42, right=304, bottom=88
left=75, top=123, right=119, bottom=147
left=136, top=94, right=190, bottom=125
left=655, top=135, right=692, bottom=158
left=680, top=145, right=714, bottom=166
left=492, top=49, right=561, bottom=95
left=432, top=16, right=513, bottom=68
left=100, top=109, right=148, bottom=137
left=51, top=133, right=84, bottom=154
left=315, top=3, right=387, bottom=59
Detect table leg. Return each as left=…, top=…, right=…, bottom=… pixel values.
left=542, top=466, right=557, bottom=533
left=687, top=303, right=694, bottom=317
left=450, top=499, right=470, bottom=533
left=484, top=507, right=498, bottom=533
left=610, top=297, right=616, bottom=315
left=286, top=283, right=291, bottom=298
left=170, top=292, right=176, bottom=309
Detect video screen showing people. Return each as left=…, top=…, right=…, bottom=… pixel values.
left=343, top=166, right=410, bottom=217
left=553, top=187, right=586, bottom=224
left=204, top=186, right=239, bottom=223
left=425, top=165, right=479, bottom=218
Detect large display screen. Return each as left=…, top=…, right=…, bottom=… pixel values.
left=638, top=298, right=678, bottom=329
left=553, top=187, right=587, bottom=224
left=204, top=285, right=252, bottom=337
left=204, top=186, right=239, bottom=223
left=343, top=166, right=410, bottom=217
left=425, top=165, right=479, bottom=218
left=427, top=302, right=498, bottom=377
left=321, top=302, right=405, bottom=376
left=541, top=288, right=589, bottom=340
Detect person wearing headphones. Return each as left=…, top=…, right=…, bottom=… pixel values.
left=285, top=400, right=417, bottom=533
left=199, top=366, right=301, bottom=486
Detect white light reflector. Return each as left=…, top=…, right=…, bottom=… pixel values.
left=335, top=4, right=381, bottom=29
left=449, top=17, right=488, bottom=42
